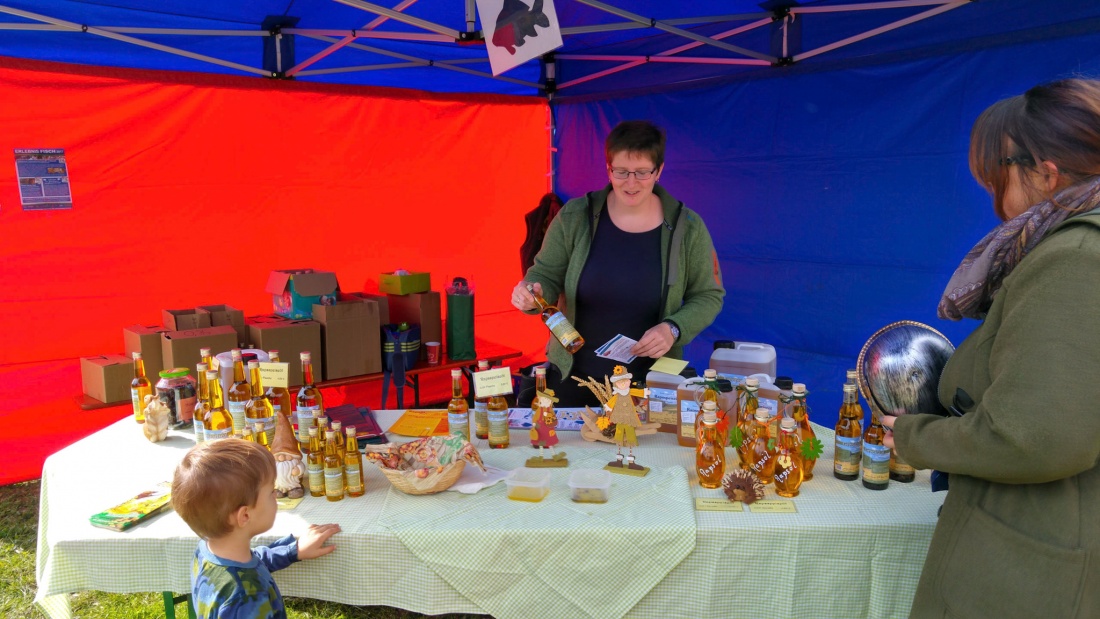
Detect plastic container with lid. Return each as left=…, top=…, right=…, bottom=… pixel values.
left=709, top=340, right=777, bottom=385
left=646, top=367, right=694, bottom=433
left=156, top=368, right=197, bottom=428
left=569, top=469, right=611, bottom=503
left=214, top=348, right=270, bottom=404
left=505, top=468, right=551, bottom=502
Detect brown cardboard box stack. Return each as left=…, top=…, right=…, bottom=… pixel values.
left=162, top=308, right=212, bottom=331
left=123, top=324, right=167, bottom=381
left=312, top=299, right=382, bottom=380
left=247, top=315, right=323, bottom=386
left=387, top=291, right=442, bottom=361
left=342, top=292, right=389, bottom=325
left=80, top=355, right=133, bottom=404
left=161, top=326, right=239, bottom=373
left=196, top=304, right=248, bottom=347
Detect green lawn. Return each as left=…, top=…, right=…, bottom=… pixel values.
left=1, top=480, right=485, bottom=619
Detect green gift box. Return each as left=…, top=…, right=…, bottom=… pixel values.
left=379, top=271, right=430, bottom=296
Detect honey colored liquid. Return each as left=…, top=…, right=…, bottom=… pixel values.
left=488, top=395, right=510, bottom=449
left=695, top=422, right=726, bottom=489
left=834, top=399, right=863, bottom=481
left=749, top=419, right=776, bottom=484
left=734, top=391, right=758, bottom=469
left=531, top=287, right=584, bottom=353
left=792, top=402, right=817, bottom=480
left=773, top=431, right=804, bottom=498
left=345, top=429, right=365, bottom=497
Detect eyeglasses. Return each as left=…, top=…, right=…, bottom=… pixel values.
left=609, top=168, right=656, bottom=180
left=999, top=155, right=1035, bottom=167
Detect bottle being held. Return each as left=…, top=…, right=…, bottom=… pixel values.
left=773, top=417, right=804, bottom=498
left=473, top=360, right=490, bottom=439
left=862, top=414, right=890, bottom=490
left=245, top=361, right=276, bottom=445
left=748, top=408, right=776, bottom=484
left=695, top=401, right=726, bottom=489
left=786, top=383, right=816, bottom=480
left=296, top=352, right=323, bottom=453
left=323, top=429, right=344, bottom=502
left=526, top=283, right=584, bottom=353
left=202, top=370, right=233, bottom=442
left=226, top=349, right=251, bottom=434
left=834, top=383, right=863, bottom=481
left=734, top=377, right=760, bottom=470
left=192, top=362, right=210, bottom=443
left=488, top=391, right=510, bottom=449
left=130, top=352, right=153, bottom=423
left=344, top=425, right=366, bottom=497
left=447, top=369, right=470, bottom=441
left=307, top=426, right=324, bottom=497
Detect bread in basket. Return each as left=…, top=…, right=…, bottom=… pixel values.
left=364, top=434, right=485, bottom=495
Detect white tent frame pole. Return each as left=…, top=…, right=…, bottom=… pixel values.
left=287, top=0, right=421, bottom=77
left=559, top=17, right=772, bottom=90
left=562, top=13, right=772, bottom=35
left=465, top=0, right=476, bottom=34
left=0, top=4, right=267, bottom=76
left=332, top=0, right=460, bottom=38
left=572, top=0, right=775, bottom=63
left=558, top=55, right=768, bottom=66
left=296, top=33, right=538, bottom=88
left=795, top=0, right=968, bottom=62
left=0, top=25, right=270, bottom=35
left=793, top=0, right=958, bottom=14
left=286, top=28, right=451, bottom=41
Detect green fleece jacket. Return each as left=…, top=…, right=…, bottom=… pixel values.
left=523, top=184, right=725, bottom=378
left=894, top=211, right=1100, bottom=619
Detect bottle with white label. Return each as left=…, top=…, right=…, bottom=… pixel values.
left=296, top=352, right=323, bottom=453
left=834, top=383, right=863, bottom=481
left=226, top=349, right=250, bottom=434
left=473, top=360, right=490, bottom=439
left=446, top=369, right=470, bottom=441
left=862, top=415, right=890, bottom=490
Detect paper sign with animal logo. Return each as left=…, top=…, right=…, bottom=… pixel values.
left=476, top=0, right=563, bottom=76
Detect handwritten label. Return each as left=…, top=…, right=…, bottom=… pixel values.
left=748, top=500, right=797, bottom=513
left=473, top=367, right=513, bottom=398
left=650, top=357, right=689, bottom=375
left=259, top=362, right=288, bottom=388
left=695, top=498, right=744, bottom=512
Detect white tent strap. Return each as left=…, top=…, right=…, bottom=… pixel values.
left=287, top=0, right=422, bottom=78
left=558, top=55, right=768, bottom=66
left=333, top=0, right=459, bottom=39
left=794, top=1, right=969, bottom=62
left=562, top=13, right=772, bottom=36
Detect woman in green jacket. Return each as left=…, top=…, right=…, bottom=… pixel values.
left=884, top=79, right=1100, bottom=618
left=511, top=120, right=724, bottom=406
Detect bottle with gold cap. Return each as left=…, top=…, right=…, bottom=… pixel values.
left=226, top=349, right=250, bottom=434
left=130, top=352, right=153, bottom=423
left=473, top=359, right=491, bottom=439
left=296, top=351, right=323, bottom=453
left=245, top=361, right=276, bottom=445
left=192, top=362, right=210, bottom=443
left=202, top=370, right=233, bottom=442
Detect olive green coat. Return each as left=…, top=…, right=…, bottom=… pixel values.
left=894, top=211, right=1100, bottom=618
left=523, top=184, right=725, bottom=379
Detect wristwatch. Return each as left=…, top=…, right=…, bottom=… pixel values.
left=663, top=320, right=680, bottom=342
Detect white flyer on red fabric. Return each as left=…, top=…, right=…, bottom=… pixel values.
left=595, top=334, right=637, bottom=364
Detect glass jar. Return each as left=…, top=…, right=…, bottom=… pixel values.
left=156, top=368, right=197, bottom=429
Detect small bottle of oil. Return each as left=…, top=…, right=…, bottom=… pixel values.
left=488, top=393, right=510, bottom=449
left=773, top=417, right=804, bottom=498
left=307, top=426, right=325, bottom=497
left=296, top=352, right=323, bottom=453
left=695, top=401, right=725, bottom=489
left=226, top=349, right=251, bottom=434
left=202, top=370, right=233, bottom=442
left=473, top=359, right=490, bottom=439
left=252, top=421, right=270, bottom=451
left=323, top=429, right=344, bottom=502
left=787, top=383, right=817, bottom=480
left=834, top=383, right=863, bottom=481
left=193, top=362, right=210, bottom=443
left=734, top=377, right=760, bottom=470
left=130, top=352, right=153, bottom=423
left=862, top=416, right=890, bottom=491
left=748, top=408, right=776, bottom=484
left=245, top=361, right=276, bottom=446
left=344, top=425, right=365, bottom=497
left=446, top=369, right=470, bottom=441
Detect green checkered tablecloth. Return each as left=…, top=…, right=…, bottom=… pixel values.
left=36, top=412, right=944, bottom=619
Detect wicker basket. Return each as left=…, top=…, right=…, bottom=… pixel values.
left=379, top=460, right=467, bottom=495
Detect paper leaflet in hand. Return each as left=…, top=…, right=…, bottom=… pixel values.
left=596, top=334, right=637, bottom=364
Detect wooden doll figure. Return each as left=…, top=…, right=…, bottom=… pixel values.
left=527, top=388, right=567, bottom=467
left=605, top=366, right=644, bottom=470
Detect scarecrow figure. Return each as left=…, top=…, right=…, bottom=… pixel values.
left=604, top=365, right=644, bottom=470
left=527, top=388, right=567, bottom=467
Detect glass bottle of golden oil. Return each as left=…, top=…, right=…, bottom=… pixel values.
left=296, top=352, right=323, bottom=454
left=307, top=426, right=324, bottom=497
left=241, top=425, right=256, bottom=443
left=130, top=352, right=153, bottom=423
left=748, top=408, right=776, bottom=484
left=344, top=425, right=365, bottom=497
left=226, top=349, right=251, bottom=434
left=323, top=429, right=344, bottom=502
left=199, top=347, right=214, bottom=373
left=245, top=361, right=276, bottom=446
left=263, top=350, right=293, bottom=424
left=331, top=420, right=346, bottom=464
left=788, top=383, right=817, bottom=480
left=527, top=283, right=584, bottom=353
left=693, top=369, right=721, bottom=443
left=252, top=421, right=270, bottom=451
left=473, top=359, right=490, bottom=439
left=202, top=370, right=233, bottom=442
left=531, top=366, right=547, bottom=415
left=446, top=369, right=470, bottom=441
left=695, top=401, right=725, bottom=489
left=862, top=415, right=890, bottom=491
left=315, top=416, right=329, bottom=452
left=845, top=368, right=858, bottom=386
left=773, top=417, right=804, bottom=498
left=488, top=392, right=510, bottom=449
left=834, top=383, right=863, bottom=481
left=734, top=377, right=760, bottom=470
left=192, top=362, right=210, bottom=443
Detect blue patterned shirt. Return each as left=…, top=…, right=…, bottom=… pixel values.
left=192, top=534, right=298, bottom=618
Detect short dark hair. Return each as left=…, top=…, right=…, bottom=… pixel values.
left=606, top=120, right=666, bottom=169
left=172, top=440, right=276, bottom=540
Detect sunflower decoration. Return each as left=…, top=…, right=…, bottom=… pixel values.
left=722, top=469, right=765, bottom=504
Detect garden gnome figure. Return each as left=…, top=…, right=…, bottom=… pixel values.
left=271, top=408, right=305, bottom=499
left=605, top=365, right=644, bottom=470
left=530, top=388, right=566, bottom=462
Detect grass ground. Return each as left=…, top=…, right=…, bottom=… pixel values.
left=1, top=479, right=485, bottom=618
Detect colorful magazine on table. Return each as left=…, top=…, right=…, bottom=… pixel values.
left=89, top=481, right=173, bottom=531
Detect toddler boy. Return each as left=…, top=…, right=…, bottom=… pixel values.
left=172, top=439, right=341, bottom=618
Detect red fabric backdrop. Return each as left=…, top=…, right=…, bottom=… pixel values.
left=0, top=57, right=549, bottom=485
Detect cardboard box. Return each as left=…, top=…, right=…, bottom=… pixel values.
left=123, top=324, right=166, bottom=380
left=342, top=291, right=389, bottom=325
left=80, top=354, right=134, bottom=404
left=161, top=326, right=238, bottom=375
left=197, top=304, right=248, bottom=347
left=313, top=300, right=382, bottom=380
left=379, top=271, right=430, bottom=296
left=247, top=315, right=323, bottom=386
left=265, top=269, right=340, bottom=320
left=162, top=308, right=212, bottom=331
left=387, top=291, right=441, bottom=361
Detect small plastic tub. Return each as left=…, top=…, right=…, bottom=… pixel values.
left=569, top=469, right=611, bottom=503
left=505, top=468, right=551, bottom=502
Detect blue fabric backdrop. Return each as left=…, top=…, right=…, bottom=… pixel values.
left=553, top=29, right=1100, bottom=421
